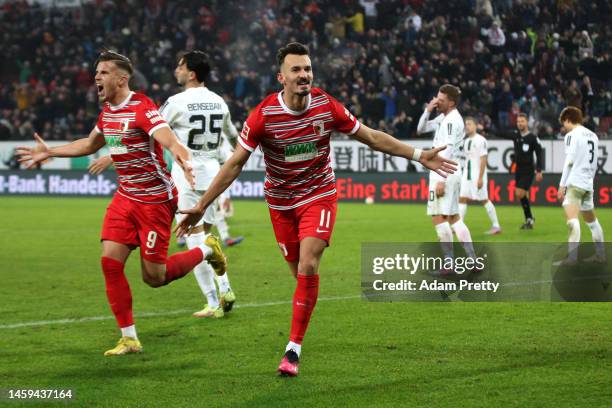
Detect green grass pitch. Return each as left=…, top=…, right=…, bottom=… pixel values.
left=1, top=197, right=611, bottom=407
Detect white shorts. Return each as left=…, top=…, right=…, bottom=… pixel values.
left=460, top=177, right=489, bottom=201
left=175, top=188, right=220, bottom=227
left=171, top=158, right=220, bottom=192
left=562, top=186, right=594, bottom=211
left=427, top=174, right=461, bottom=216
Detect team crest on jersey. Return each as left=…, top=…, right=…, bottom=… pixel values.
left=522, top=143, right=530, bottom=152
left=121, top=119, right=130, bottom=132
left=312, top=120, right=325, bottom=136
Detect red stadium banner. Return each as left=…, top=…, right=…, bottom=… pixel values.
left=1, top=170, right=610, bottom=207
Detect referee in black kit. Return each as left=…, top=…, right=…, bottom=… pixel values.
left=497, top=113, right=543, bottom=229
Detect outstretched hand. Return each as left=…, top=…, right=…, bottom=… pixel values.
left=418, top=145, right=457, bottom=178
left=15, top=133, right=50, bottom=169
left=88, top=155, right=113, bottom=175
left=174, top=205, right=206, bottom=237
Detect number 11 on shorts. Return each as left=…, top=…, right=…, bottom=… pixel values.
left=317, top=209, right=331, bottom=233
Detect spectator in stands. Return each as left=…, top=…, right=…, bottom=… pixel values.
left=0, top=0, right=609, bottom=141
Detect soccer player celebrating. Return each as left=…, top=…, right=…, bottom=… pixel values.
left=497, top=113, right=543, bottom=229
left=417, top=85, right=476, bottom=270
left=16, top=51, right=227, bottom=355
left=458, top=117, right=501, bottom=234
left=176, top=42, right=456, bottom=376
left=555, top=106, right=606, bottom=265
left=88, top=51, right=241, bottom=318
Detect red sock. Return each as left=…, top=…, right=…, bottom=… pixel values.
left=289, top=274, right=320, bottom=344
left=164, top=247, right=204, bottom=284
left=101, top=257, right=133, bottom=328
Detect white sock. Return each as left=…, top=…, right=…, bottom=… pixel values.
left=567, top=218, right=580, bottom=261
left=484, top=200, right=500, bottom=228
left=216, top=218, right=230, bottom=242
left=435, top=222, right=454, bottom=260
left=194, top=232, right=213, bottom=258
left=121, top=325, right=137, bottom=339
left=215, top=273, right=231, bottom=294
left=586, top=219, right=605, bottom=257
left=285, top=341, right=302, bottom=357
left=186, top=232, right=219, bottom=308
left=452, top=219, right=476, bottom=258
left=459, top=203, right=467, bottom=220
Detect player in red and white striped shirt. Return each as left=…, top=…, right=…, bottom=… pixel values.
left=17, top=51, right=227, bottom=356
left=176, top=43, right=457, bottom=376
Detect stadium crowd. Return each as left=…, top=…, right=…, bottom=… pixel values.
left=0, top=0, right=610, bottom=141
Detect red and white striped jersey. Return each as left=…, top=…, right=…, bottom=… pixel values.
left=239, top=88, right=360, bottom=210
left=95, top=92, right=177, bottom=203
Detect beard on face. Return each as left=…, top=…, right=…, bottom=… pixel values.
left=296, top=79, right=311, bottom=96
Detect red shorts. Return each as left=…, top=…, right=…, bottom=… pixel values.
left=268, top=196, right=338, bottom=262
left=101, top=192, right=177, bottom=264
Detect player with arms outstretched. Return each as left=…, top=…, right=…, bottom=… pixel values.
left=555, top=106, right=606, bottom=265
left=175, top=42, right=457, bottom=376
left=418, top=85, right=476, bottom=272
left=88, top=51, right=240, bottom=317
left=17, top=51, right=226, bottom=355
left=458, top=117, right=501, bottom=234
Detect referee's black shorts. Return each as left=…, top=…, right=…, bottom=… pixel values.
left=515, top=172, right=534, bottom=190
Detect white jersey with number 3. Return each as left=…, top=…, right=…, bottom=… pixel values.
left=561, top=125, right=598, bottom=191
left=160, top=86, right=236, bottom=190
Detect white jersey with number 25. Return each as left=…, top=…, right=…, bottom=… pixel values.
left=160, top=86, right=237, bottom=190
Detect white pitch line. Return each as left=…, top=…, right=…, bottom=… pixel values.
left=0, top=295, right=361, bottom=330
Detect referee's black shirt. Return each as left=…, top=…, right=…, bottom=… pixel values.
left=497, top=130, right=543, bottom=174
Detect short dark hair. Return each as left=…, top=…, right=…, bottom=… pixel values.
left=95, top=50, right=133, bottom=75
left=559, top=106, right=583, bottom=124
left=439, top=84, right=461, bottom=105
left=180, top=50, right=211, bottom=83
left=517, top=113, right=528, bottom=120
left=277, top=42, right=309, bottom=68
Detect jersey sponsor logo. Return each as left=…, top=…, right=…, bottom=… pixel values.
left=522, top=143, right=530, bottom=152
left=241, top=122, right=250, bottom=140
left=284, top=141, right=318, bottom=162
left=312, top=120, right=325, bottom=137
left=105, top=135, right=128, bottom=155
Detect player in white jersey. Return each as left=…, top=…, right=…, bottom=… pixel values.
left=555, top=106, right=606, bottom=265
left=176, top=132, right=243, bottom=248
left=458, top=117, right=501, bottom=234
left=158, top=50, right=239, bottom=316
left=417, top=84, right=475, bottom=272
